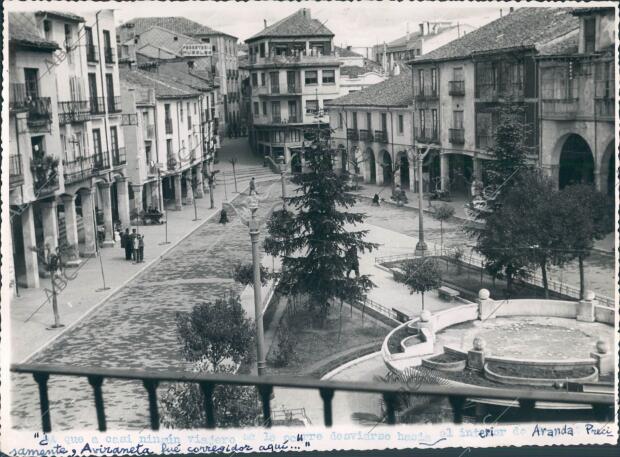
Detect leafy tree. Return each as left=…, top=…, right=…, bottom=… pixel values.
left=176, top=295, right=255, bottom=369
left=401, top=258, right=442, bottom=310
left=558, top=184, right=614, bottom=298
left=264, top=127, right=378, bottom=326
left=232, top=262, right=270, bottom=286
left=432, top=204, right=455, bottom=251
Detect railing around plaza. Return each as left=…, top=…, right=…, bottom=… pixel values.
left=58, top=100, right=91, bottom=124
left=357, top=296, right=399, bottom=321
left=10, top=153, right=24, bottom=186
left=448, top=128, right=465, bottom=144
left=11, top=363, right=613, bottom=432
left=63, top=155, right=96, bottom=184
left=374, top=130, right=388, bottom=143
left=448, top=80, right=465, bottom=96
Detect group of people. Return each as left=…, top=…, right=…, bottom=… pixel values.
left=120, top=228, right=145, bottom=263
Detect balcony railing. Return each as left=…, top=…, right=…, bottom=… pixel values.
left=27, top=97, right=53, bottom=129
left=107, top=96, right=121, bottom=113
left=9, top=83, right=28, bottom=111
left=58, top=100, right=91, bottom=124
left=449, top=128, right=465, bottom=144
left=476, top=134, right=495, bottom=150
left=346, top=128, right=358, bottom=141
left=416, top=128, right=438, bottom=143
left=63, top=155, right=95, bottom=184
left=111, top=147, right=126, bottom=167
left=90, top=97, right=106, bottom=115
left=270, top=85, right=280, bottom=95
left=144, top=124, right=155, bottom=139
left=86, top=44, right=99, bottom=63
left=165, top=118, right=173, bottom=134
left=93, top=152, right=110, bottom=171
left=476, top=82, right=524, bottom=100
left=10, top=363, right=614, bottom=432
left=448, top=80, right=465, bottom=96
left=414, top=91, right=439, bottom=102
left=287, top=84, right=300, bottom=94
left=374, top=130, right=388, bottom=143
left=104, top=47, right=116, bottom=64
left=595, top=98, right=614, bottom=118
left=9, top=154, right=24, bottom=187
left=541, top=99, right=579, bottom=119
left=359, top=129, right=373, bottom=142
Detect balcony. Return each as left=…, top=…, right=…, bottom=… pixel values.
left=104, top=47, right=116, bottom=65
left=111, top=147, right=126, bottom=167
left=165, top=118, right=173, bottom=135
left=449, top=128, right=465, bottom=144
left=416, top=128, right=438, bottom=143
left=107, top=96, right=122, bottom=113
left=541, top=99, right=580, bottom=120
left=476, top=82, right=524, bottom=101
left=9, top=154, right=24, bottom=187
left=595, top=98, right=614, bottom=119
left=27, top=97, right=53, bottom=130
left=414, top=91, right=439, bottom=102
left=144, top=124, right=155, bottom=139
left=359, top=129, right=373, bottom=142
left=93, top=152, right=110, bottom=171
left=9, top=83, right=28, bottom=111
left=346, top=128, right=359, bottom=141
left=270, top=85, right=280, bottom=95
left=374, top=130, right=388, bottom=143
left=90, top=97, right=106, bottom=115
left=253, top=50, right=340, bottom=67
left=63, top=156, right=95, bottom=185
left=86, top=44, right=99, bottom=63
left=449, top=80, right=465, bottom=96
left=58, top=100, right=90, bottom=124
left=10, top=363, right=614, bottom=433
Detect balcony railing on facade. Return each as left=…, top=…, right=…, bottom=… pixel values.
left=541, top=99, right=580, bottom=119
left=476, top=82, right=524, bottom=101
left=165, top=118, right=174, bottom=135
left=27, top=98, right=53, bottom=130
left=112, top=147, right=127, bottom=167
left=251, top=50, right=339, bottom=67
left=268, top=115, right=302, bottom=124
left=359, top=129, right=373, bottom=142
left=448, top=128, right=465, bottom=144
left=86, top=44, right=99, bottom=63
left=63, top=155, right=96, bottom=185
left=58, top=100, right=91, bottom=124
left=93, top=152, right=110, bottom=171
left=346, top=128, right=359, bottom=141
left=448, top=80, right=465, bottom=96
left=416, top=128, right=438, bottom=143
left=374, top=130, right=388, bottom=143
left=414, top=91, right=439, bottom=102
left=90, top=97, right=106, bottom=115
left=10, top=363, right=614, bottom=433
left=9, top=154, right=24, bottom=187
left=104, top=47, right=116, bottom=65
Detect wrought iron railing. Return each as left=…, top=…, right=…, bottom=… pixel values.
left=90, top=97, right=106, bottom=115
left=9, top=83, right=28, bottom=111
left=541, top=99, right=579, bottom=118
left=416, top=128, right=437, bottom=143
left=27, top=97, right=53, bottom=129
left=86, top=44, right=99, bottom=63
left=104, top=47, right=116, bottom=64
left=449, top=128, right=465, bottom=144
left=58, top=100, right=91, bottom=124
left=346, top=128, right=359, bottom=141
left=414, top=91, right=439, bottom=101
left=93, top=152, right=110, bottom=171
left=595, top=98, right=614, bottom=118
left=107, top=96, right=121, bottom=113
left=448, top=80, right=465, bottom=96
left=476, top=82, right=524, bottom=100
left=63, top=155, right=95, bottom=184
left=112, top=147, right=127, bottom=167
left=9, top=154, right=24, bottom=186
left=476, top=134, right=495, bottom=150
left=359, top=129, right=373, bottom=142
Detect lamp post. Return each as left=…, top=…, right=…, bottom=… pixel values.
left=157, top=168, right=170, bottom=245
left=248, top=194, right=266, bottom=376
left=415, top=145, right=431, bottom=256
left=192, top=175, right=200, bottom=221
left=277, top=157, right=287, bottom=210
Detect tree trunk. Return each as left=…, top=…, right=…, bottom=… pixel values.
left=421, top=292, right=425, bottom=310
left=578, top=255, right=585, bottom=299
left=338, top=299, right=343, bottom=343
left=540, top=260, right=549, bottom=299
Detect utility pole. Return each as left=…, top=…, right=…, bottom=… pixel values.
left=415, top=145, right=431, bottom=255
left=248, top=196, right=266, bottom=375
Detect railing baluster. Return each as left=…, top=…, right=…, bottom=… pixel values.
left=591, top=404, right=610, bottom=422
left=258, top=385, right=273, bottom=428
left=142, top=380, right=160, bottom=430
left=319, top=388, right=334, bottom=427
left=382, top=392, right=397, bottom=425
left=200, top=382, right=216, bottom=429
left=449, top=396, right=466, bottom=424
left=88, top=376, right=107, bottom=431
left=33, top=373, right=52, bottom=432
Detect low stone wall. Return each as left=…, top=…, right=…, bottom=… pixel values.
left=594, top=305, right=615, bottom=324
left=484, top=363, right=599, bottom=387
left=483, top=299, right=579, bottom=319
left=432, top=304, right=478, bottom=332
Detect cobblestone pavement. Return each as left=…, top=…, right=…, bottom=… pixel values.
left=11, top=182, right=281, bottom=430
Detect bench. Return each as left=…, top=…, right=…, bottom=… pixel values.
left=392, top=308, right=410, bottom=323
left=438, top=286, right=460, bottom=301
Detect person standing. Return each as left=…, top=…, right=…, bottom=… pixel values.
left=131, top=229, right=139, bottom=263
left=249, top=177, right=257, bottom=195
left=138, top=235, right=145, bottom=263
left=122, top=228, right=131, bottom=260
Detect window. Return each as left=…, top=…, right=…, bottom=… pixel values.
left=167, top=139, right=173, bottom=156
left=251, top=73, right=258, bottom=87
left=381, top=113, right=387, bottom=132
left=453, top=67, right=464, bottom=81
left=431, top=109, right=438, bottom=137
left=64, top=24, right=72, bottom=47
left=110, top=126, right=119, bottom=158
left=259, top=43, right=265, bottom=57
left=43, top=20, right=52, bottom=40
left=270, top=71, right=279, bottom=91
left=288, top=100, right=298, bottom=121
left=164, top=104, right=171, bottom=120
left=322, top=99, right=332, bottom=112
left=418, top=69, right=424, bottom=95
left=584, top=17, right=596, bottom=53
left=366, top=112, right=372, bottom=130
left=431, top=68, right=438, bottom=94
left=338, top=112, right=343, bottom=128
left=24, top=68, right=40, bottom=98
left=271, top=101, right=280, bottom=119
left=262, top=101, right=267, bottom=115
left=93, top=129, right=102, bottom=158
left=419, top=110, right=425, bottom=134
left=260, top=73, right=265, bottom=86
left=194, top=103, right=197, bottom=115
left=305, top=70, right=318, bottom=85
left=352, top=112, right=358, bottom=129
left=253, top=102, right=259, bottom=115
left=398, top=114, right=404, bottom=134
left=453, top=110, right=464, bottom=129
left=306, top=99, right=318, bottom=114
left=322, top=69, right=335, bottom=84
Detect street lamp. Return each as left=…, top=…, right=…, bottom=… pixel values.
left=248, top=193, right=267, bottom=376
left=414, top=145, right=432, bottom=256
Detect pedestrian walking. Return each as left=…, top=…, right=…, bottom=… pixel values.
left=219, top=207, right=229, bottom=224
left=249, top=177, right=257, bottom=195
left=131, top=229, right=139, bottom=262
left=138, top=235, right=145, bottom=263
left=372, top=193, right=380, bottom=206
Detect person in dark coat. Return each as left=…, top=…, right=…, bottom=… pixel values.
left=122, top=228, right=132, bottom=260
left=372, top=193, right=380, bottom=206
left=345, top=246, right=360, bottom=278
left=219, top=207, right=229, bottom=224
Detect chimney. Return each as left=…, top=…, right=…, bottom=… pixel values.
left=264, top=19, right=267, bottom=29
left=419, top=23, right=424, bottom=36
left=301, top=8, right=310, bottom=18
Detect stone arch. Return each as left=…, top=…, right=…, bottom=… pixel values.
left=381, top=150, right=392, bottom=186
left=598, top=139, right=616, bottom=197
left=396, top=150, right=410, bottom=189
left=364, top=148, right=376, bottom=184
left=558, top=133, right=594, bottom=189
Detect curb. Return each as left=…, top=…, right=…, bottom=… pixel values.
left=320, top=350, right=382, bottom=380
left=20, top=185, right=252, bottom=364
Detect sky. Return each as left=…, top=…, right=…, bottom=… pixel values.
left=7, top=0, right=513, bottom=47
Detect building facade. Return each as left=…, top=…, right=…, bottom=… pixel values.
left=244, top=8, right=340, bottom=170
left=9, top=10, right=129, bottom=291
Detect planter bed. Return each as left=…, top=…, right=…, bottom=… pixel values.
left=386, top=324, right=412, bottom=354
left=487, top=362, right=596, bottom=380
left=422, top=352, right=467, bottom=372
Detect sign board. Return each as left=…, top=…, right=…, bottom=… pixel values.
left=181, top=44, right=213, bottom=57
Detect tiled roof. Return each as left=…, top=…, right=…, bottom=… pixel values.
left=36, top=10, right=84, bottom=22
left=413, top=8, right=579, bottom=63
left=340, top=60, right=383, bottom=78
left=246, top=8, right=334, bottom=42
left=537, top=30, right=579, bottom=56
left=9, top=13, right=59, bottom=51
left=120, top=67, right=201, bottom=99
left=335, top=46, right=362, bottom=58
left=154, top=61, right=213, bottom=90
left=137, top=25, right=201, bottom=56
left=327, top=68, right=413, bottom=107
left=120, top=17, right=234, bottom=39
